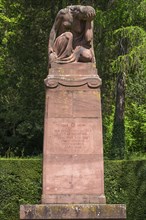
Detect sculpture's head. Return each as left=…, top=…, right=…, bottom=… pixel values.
left=68, top=5, right=96, bottom=21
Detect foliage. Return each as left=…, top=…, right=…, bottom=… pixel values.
left=0, top=0, right=51, bottom=156
left=125, top=103, right=146, bottom=156
left=105, top=159, right=146, bottom=220
left=0, top=159, right=42, bottom=220
left=1, top=159, right=146, bottom=220
left=94, top=0, right=146, bottom=158
left=0, top=0, right=146, bottom=158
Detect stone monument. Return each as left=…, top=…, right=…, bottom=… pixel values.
left=20, top=5, right=126, bottom=219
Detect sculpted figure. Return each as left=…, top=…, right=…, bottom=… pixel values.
left=48, top=5, right=96, bottom=66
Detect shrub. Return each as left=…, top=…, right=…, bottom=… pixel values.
left=0, top=159, right=42, bottom=220
left=0, top=159, right=146, bottom=220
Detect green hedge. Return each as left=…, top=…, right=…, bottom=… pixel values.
left=0, top=159, right=42, bottom=220
left=105, top=160, right=146, bottom=220
left=0, top=159, right=146, bottom=220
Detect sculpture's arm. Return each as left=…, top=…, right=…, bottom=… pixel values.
left=84, top=20, right=93, bottom=43
left=48, top=11, right=62, bottom=54
left=69, top=5, right=95, bottom=44
left=85, top=20, right=95, bottom=62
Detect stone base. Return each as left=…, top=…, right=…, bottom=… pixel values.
left=20, top=204, right=126, bottom=219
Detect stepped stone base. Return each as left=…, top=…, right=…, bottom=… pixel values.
left=20, top=204, right=126, bottom=219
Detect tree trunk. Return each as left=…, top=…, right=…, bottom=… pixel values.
left=110, top=72, right=125, bottom=159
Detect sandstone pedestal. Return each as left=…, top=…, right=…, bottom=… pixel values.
left=20, top=63, right=126, bottom=219
left=42, top=63, right=105, bottom=204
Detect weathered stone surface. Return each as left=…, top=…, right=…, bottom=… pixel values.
left=45, top=63, right=101, bottom=88
left=48, top=6, right=96, bottom=65
left=20, top=204, right=126, bottom=219
left=42, top=63, right=105, bottom=204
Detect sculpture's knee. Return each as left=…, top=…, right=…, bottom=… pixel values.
left=80, top=49, right=92, bottom=62
left=63, top=31, right=73, bottom=40
left=49, top=52, right=57, bottom=63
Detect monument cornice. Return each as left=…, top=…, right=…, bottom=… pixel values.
left=44, top=75, right=102, bottom=88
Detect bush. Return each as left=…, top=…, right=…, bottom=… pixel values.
left=0, top=159, right=146, bottom=220
left=0, top=159, right=42, bottom=220
left=105, top=160, right=146, bottom=220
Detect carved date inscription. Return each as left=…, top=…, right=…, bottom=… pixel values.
left=48, top=120, right=95, bottom=154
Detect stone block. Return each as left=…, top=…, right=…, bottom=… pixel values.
left=20, top=204, right=126, bottom=219
left=42, top=64, right=105, bottom=204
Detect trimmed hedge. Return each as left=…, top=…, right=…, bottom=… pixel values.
left=0, top=159, right=42, bottom=220
left=105, top=160, right=146, bottom=220
left=0, top=159, right=146, bottom=220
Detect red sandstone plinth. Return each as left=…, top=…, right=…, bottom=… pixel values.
left=42, top=63, right=106, bottom=204
left=20, top=204, right=126, bottom=219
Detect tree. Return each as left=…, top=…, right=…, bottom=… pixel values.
left=0, top=0, right=146, bottom=158
left=94, top=0, right=146, bottom=159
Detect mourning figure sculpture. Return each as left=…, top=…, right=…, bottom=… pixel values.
left=48, top=5, right=96, bottom=66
